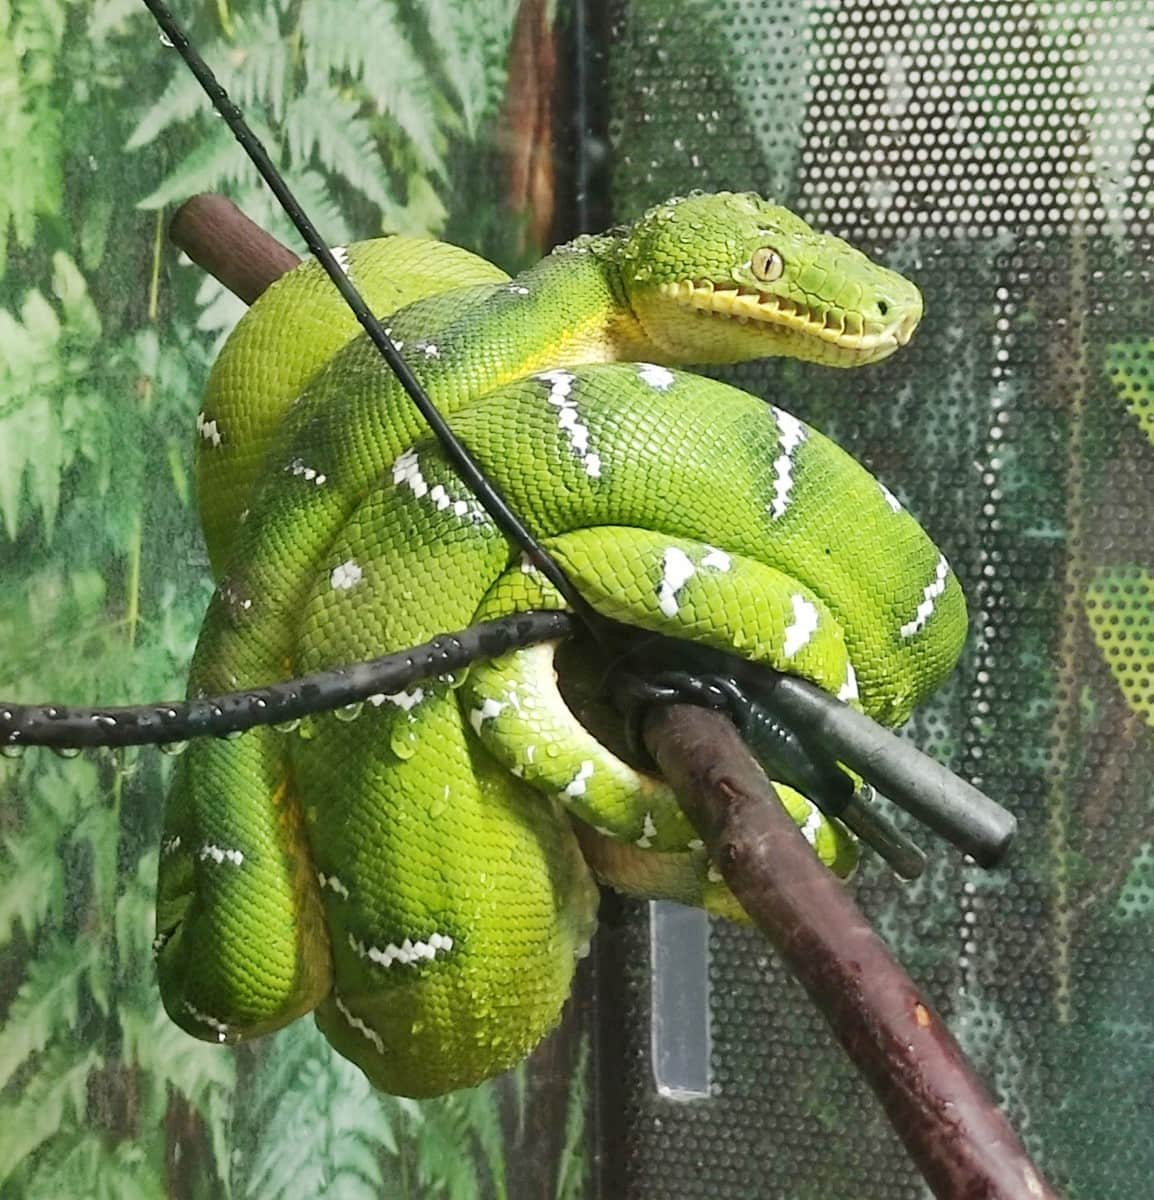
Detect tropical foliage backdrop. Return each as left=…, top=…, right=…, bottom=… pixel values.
left=0, top=1, right=592, bottom=1196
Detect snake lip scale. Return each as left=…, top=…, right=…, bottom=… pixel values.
left=662, top=279, right=920, bottom=355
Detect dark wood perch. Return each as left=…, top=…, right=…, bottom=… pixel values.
left=169, top=193, right=1061, bottom=1200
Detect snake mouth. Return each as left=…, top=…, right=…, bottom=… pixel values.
left=660, top=280, right=918, bottom=356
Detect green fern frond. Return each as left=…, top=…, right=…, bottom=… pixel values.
left=0, top=0, right=68, bottom=273
left=237, top=1022, right=398, bottom=1199
left=554, top=1037, right=592, bottom=1200
left=0, top=1044, right=103, bottom=1187
left=297, top=0, right=449, bottom=179
left=21, top=1131, right=162, bottom=1200
left=0, top=257, right=103, bottom=539
left=137, top=122, right=262, bottom=212
left=283, top=86, right=393, bottom=211
left=421, top=0, right=520, bottom=138
left=0, top=936, right=101, bottom=1094
left=0, top=804, right=69, bottom=949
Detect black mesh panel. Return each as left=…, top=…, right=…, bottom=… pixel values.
left=601, top=3, right=1154, bottom=1196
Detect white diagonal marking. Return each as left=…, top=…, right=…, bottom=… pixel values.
left=769, top=407, right=806, bottom=519
left=900, top=555, right=950, bottom=639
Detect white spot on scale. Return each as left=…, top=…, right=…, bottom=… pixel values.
left=638, top=362, right=675, bottom=390
left=334, top=993, right=384, bottom=1054
left=900, top=555, right=950, bottom=639
left=878, top=481, right=903, bottom=513
left=330, top=245, right=351, bottom=274
left=561, top=759, right=595, bottom=799
left=348, top=929, right=454, bottom=968
left=783, top=593, right=819, bottom=658
left=417, top=341, right=440, bottom=359
left=368, top=687, right=425, bottom=712
left=183, top=1001, right=230, bottom=1041
left=799, top=803, right=824, bottom=846
left=196, top=411, right=222, bottom=447
left=160, top=835, right=181, bottom=858
left=393, top=448, right=484, bottom=521
left=469, top=697, right=507, bottom=735
left=286, top=457, right=327, bottom=485
left=506, top=284, right=531, bottom=295
left=330, top=559, right=363, bottom=590
left=635, top=811, right=658, bottom=848
left=198, top=844, right=244, bottom=867
left=687, top=838, right=705, bottom=851
left=706, top=864, right=724, bottom=883
left=701, top=545, right=731, bottom=571
left=539, top=369, right=602, bottom=478
left=317, top=871, right=351, bottom=900
left=768, top=407, right=806, bottom=519
left=837, top=661, right=860, bottom=704
left=392, top=448, right=428, bottom=498
left=657, top=546, right=696, bottom=618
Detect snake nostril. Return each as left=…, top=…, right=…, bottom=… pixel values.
left=877, top=299, right=890, bottom=317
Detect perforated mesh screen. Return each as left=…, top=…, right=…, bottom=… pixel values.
left=602, top=2, right=1154, bottom=1196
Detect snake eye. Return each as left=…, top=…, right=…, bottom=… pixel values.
left=751, top=247, right=784, bottom=283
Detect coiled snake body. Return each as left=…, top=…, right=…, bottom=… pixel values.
left=157, top=193, right=964, bottom=1097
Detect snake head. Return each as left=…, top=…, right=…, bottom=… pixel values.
left=618, top=191, right=922, bottom=367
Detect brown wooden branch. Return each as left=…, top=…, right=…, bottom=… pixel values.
left=170, top=194, right=300, bottom=303
left=644, top=703, right=1059, bottom=1200
left=170, top=194, right=1061, bottom=1200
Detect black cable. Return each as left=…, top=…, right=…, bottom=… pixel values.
left=140, top=0, right=611, bottom=644
left=0, top=612, right=572, bottom=752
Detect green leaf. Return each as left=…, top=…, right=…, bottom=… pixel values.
left=1104, top=337, right=1154, bottom=453
left=136, top=122, right=258, bottom=211
left=554, top=1038, right=591, bottom=1200
left=0, top=936, right=101, bottom=1093
left=0, top=805, right=67, bottom=949
left=297, top=0, right=448, bottom=179
left=1113, top=842, right=1154, bottom=924
left=24, top=1131, right=164, bottom=1200
left=0, top=1045, right=103, bottom=1186
left=283, top=86, right=394, bottom=211
left=1084, top=565, right=1154, bottom=730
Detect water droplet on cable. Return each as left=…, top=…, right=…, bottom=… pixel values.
left=334, top=702, right=363, bottom=723
left=159, top=740, right=189, bottom=756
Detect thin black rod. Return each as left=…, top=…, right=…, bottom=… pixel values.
left=0, top=612, right=572, bottom=751
left=767, top=675, right=1018, bottom=868
left=140, top=0, right=609, bottom=642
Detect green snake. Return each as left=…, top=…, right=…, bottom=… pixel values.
left=157, top=192, right=965, bottom=1097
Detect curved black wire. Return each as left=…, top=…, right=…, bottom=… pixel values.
left=0, top=613, right=572, bottom=752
